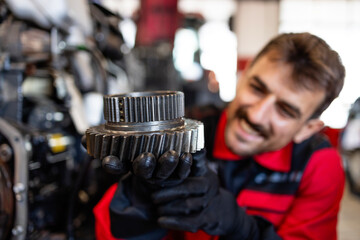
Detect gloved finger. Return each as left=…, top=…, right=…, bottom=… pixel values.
left=152, top=177, right=208, bottom=204
left=176, top=152, right=192, bottom=180
left=102, top=155, right=130, bottom=175
left=153, top=167, right=220, bottom=204
left=158, top=216, right=200, bottom=233
left=155, top=150, right=179, bottom=180
left=190, top=149, right=207, bottom=177
left=157, top=196, right=207, bottom=215
left=132, top=152, right=156, bottom=179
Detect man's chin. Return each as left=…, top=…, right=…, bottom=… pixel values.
left=227, top=141, right=260, bottom=157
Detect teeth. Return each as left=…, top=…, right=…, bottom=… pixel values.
left=240, top=120, right=259, bottom=136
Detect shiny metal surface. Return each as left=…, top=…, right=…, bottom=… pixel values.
left=103, top=91, right=184, bottom=123
left=86, top=91, right=204, bottom=163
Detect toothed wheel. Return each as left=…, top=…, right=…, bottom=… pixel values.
left=85, top=91, right=204, bottom=166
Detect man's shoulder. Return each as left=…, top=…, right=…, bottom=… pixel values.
left=299, top=135, right=345, bottom=194
left=305, top=140, right=343, bottom=174
left=291, top=133, right=333, bottom=165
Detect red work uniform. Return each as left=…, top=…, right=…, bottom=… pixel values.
left=94, top=110, right=345, bottom=240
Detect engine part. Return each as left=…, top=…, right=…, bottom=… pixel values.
left=0, top=145, right=14, bottom=240
left=0, top=1, right=138, bottom=239
left=85, top=91, right=204, bottom=169
left=0, top=118, right=29, bottom=240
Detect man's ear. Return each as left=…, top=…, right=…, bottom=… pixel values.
left=293, top=119, right=324, bottom=143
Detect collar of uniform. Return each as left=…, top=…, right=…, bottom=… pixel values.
left=212, top=110, right=292, bottom=172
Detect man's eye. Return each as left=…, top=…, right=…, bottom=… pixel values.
left=250, top=84, right=264, bottom=93
left=278, top=105, right=296, bottom=118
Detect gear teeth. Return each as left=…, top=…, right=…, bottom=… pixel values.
left=163, top=132, right=174, bottom=152
left=94, top=134, right=102, bottom=159
left=182, top=129, right=191, bottom=153
left=190, top=128, right=197, bottom=153
left=100, top=135, right=111, bottom=160
left=103, top=91, right=184, bottom=123
left=109, top=135, right=118, bottom=156
left=85, top=119, right=204, bottom=162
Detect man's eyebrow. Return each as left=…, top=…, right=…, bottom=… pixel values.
left=278, top=101, right=302, bottom=119
left=253, top=76, right=268, bottom=92
left=252, top=76, right=302, bottom=119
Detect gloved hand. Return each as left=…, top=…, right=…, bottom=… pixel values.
left=151, top=150, right=267, bottom=240
left=109, top=150, right=194, bottom=239
left=132, top=150, right=193, bottom=188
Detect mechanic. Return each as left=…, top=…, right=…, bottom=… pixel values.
left=93, top=32, right=346, bottom=240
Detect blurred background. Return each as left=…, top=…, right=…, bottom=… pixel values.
left=103, top=0, right=360, bottom=129
left=0, top=0, right=359, bottom=239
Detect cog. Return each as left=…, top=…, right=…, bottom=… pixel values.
left=85, top=91, right=204, bottom=164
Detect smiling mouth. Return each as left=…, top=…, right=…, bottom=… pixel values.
left=240, top=119, right=261, bottom=136
left=234, top=108, right=270, bottom=139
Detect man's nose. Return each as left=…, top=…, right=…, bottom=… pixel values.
left=247, top=96, right=275, bottom=124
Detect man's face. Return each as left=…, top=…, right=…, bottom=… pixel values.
left=225, top=52, right=326, bottom=156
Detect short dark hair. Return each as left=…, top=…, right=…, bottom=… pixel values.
left=251, top=32, right=345, bottom=118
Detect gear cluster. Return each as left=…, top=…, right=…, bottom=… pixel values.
left=85, top=91, right=204, bottom=164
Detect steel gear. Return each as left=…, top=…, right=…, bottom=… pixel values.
left=85, top=91, right=204, bottom=165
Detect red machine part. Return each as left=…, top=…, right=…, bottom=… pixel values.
left=135, top=0, right=181, bottom=46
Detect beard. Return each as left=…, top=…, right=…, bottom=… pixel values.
left=232, top=107, right=271, bottom=139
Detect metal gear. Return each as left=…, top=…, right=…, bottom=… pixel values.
left=85, top=91, right=204, bottom=164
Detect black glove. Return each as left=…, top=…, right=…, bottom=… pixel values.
left=152, top=150, right=280, bottom=240
left=132, top=150, right=193, bottom=188
left=109, top=150, right=193, bottom=239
